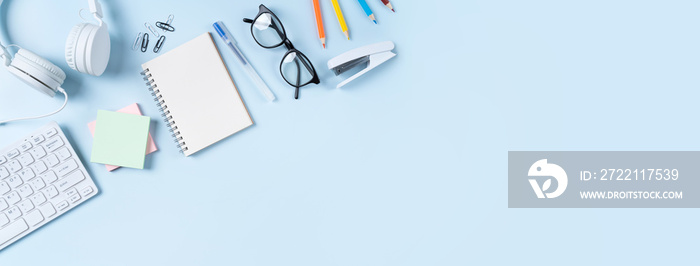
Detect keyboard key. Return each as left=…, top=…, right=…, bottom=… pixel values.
left=0, top=198, right=7, bottom=211
left=56, top=159, right=78, bottom=177
left=0, top=218, right=28, bottom=245
left=29, top=146, right=47, bottom=159
left=0, top=181, right=8, bottom=194
left=6, top=206, right=21, bottom=220
left=6, top=149, right=19, bottom=159
left=30, top=177, right=46, bottom=191
left=0, top=156, right=6, bottom=165
left=69, top=193, right=81, bottom=203
left=56, top=147, right=72, bottom=161
left=19, top=142, right=32, bottom=152
left=17, top=199, right=34, bottom=213
left=31, top=135, right=45, bottom=145
left=44, top=186, right=58, bottom=199
left=18, top=153, right=34, bottom=167
left=45, top=154, right=59, bottom=167
left=6, top=175, right=22, bottom=188
left=56, top=201, right=69, bottom=211
left=41, top=171, right=58, bottom=184
left=44, top=137, right=64, bottom=152
left=80, top=186, right=94, bottom=197
left=8, top=160, right=21, bottom=173
left=3, top=191, right=20, bottom=205
left=30, top=192, right=47, bottom=206
left=38, top=203, right=56, bottom=218
left=17, top=184, right=33, bottom=198
left=0, top=213, right=7, bottom=226
left=56, top=170, right=84, bottom=192
left=18, top=168, right=35, bottom=182
left=44, top=127, right=58, bottom=138
left=32, top=161, right=48, bottom=174
left=0, top=182, right=8, bottom=194
left=0, top=167, right=8, bottom=178
left=24, top=210, right=43, bottom=226
left=65, top=188, right=78, bottom=198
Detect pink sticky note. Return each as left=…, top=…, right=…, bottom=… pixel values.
left=88, top=103, right=157, bottom=171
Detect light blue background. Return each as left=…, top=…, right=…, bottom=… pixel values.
left=0, top=0, right=697, bottom=265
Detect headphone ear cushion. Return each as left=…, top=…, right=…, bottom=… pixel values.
left=65, top=23, right=87, bottom=72
left=16, top=49, right=66, bottom=83
left=84, top=24, right=110, bottom=76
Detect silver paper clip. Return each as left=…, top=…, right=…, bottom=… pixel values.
left=141, top=33, right=149, bottom=53
left=145, top=22, right=160, bottom=37
left=156, top=21, right=175, bottom=32
left=132, top=32, right=143, bottom=50
left=154, top=35, right=166, bottom=53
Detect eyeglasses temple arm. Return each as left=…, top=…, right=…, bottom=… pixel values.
left=299, top=57, right=316, bottom=78
left=295, top=60, right=301, bottom=99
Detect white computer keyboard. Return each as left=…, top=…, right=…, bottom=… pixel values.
left=0, top=121, right=98, bottom=250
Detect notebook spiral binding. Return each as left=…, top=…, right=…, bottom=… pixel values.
left=141, top=68, right=188, bottom=153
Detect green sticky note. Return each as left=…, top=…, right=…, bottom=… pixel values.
left=90, top=110, right=151, bottom=169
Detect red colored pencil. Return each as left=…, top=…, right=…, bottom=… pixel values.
left=380, top=0, right=395, bottom=12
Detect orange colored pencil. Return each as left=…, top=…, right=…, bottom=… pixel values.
left=313, top=0, right=326, bottom=48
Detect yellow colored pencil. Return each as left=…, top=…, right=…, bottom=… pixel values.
left=330, top=0, right=349, bottom=40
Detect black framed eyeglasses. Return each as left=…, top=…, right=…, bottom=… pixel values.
left=244, top=4, right=320, bottom=100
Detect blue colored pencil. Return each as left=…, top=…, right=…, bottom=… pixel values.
left=357, top=0, right=377, bottom=24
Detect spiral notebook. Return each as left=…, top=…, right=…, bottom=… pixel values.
left=141, top=32, right=253, bottom=156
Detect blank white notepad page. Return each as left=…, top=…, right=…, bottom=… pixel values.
left=142, top=33, right=253, bottom=156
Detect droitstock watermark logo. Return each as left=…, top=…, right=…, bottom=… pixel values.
left=527, top=159, right=567, bottom=199
left=509, top=152, right=699, bottom=208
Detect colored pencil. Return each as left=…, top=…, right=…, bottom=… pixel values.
left=380, top=0, right=394, bottom=12
left=312, top=0, right=326, bottom=48
left=330, top=0, right=349, bottom=40
left=357, top=0, right=377, bottom=24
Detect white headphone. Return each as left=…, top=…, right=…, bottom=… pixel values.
left=65, top=0, right=110, bottom=76
left=0, top=0, right=111, bottom=124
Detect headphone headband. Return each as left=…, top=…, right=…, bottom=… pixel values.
left=0, top=0, right=103, bottom=57
left=89, top=0, right=103, bottom=19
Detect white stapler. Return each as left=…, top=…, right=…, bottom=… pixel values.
left=327, top=41, right=396, bottom=88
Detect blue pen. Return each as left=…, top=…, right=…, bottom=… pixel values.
left=213, top=21, right=276, bottom=101
left=357, top=0, right=377, bottom=24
